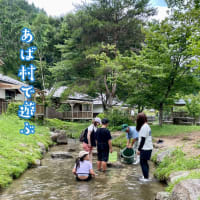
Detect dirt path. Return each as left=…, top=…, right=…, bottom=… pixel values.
left=154, top=132, right=200, bottom=157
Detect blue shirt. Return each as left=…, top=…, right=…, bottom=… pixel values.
left=126, top=126, right=138, bottom=139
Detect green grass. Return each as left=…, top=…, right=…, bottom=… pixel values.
left=0, top=114, right=52, bottom=188
left=112, top=124, right=200, bottom=148
left=45, top=118, right=90, bottom=139
left=153, top=148, right=200, bottom=182
left=151, top=125, right=200, bottom=137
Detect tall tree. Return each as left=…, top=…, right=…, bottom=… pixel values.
left=129, top=18, right=200, bottom=126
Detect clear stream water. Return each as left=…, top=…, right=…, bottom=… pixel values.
left=0, top=139, right=165, bottom=200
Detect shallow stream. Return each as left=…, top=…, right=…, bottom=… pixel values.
left=0, top=139, right=165, bottom=200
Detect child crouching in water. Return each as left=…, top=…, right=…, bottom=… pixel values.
left=72, top=151, right=95, bottom=181
left=96, top=118, right=112, bottom=172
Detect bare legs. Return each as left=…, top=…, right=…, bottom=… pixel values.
left=97, top=161, right=107, bottom=172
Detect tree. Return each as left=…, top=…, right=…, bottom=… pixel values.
left=184, top=93, right=200, bottom=124
left=0, top=0, right=43, bottom=75
left=51, top=0, right=156, bottom=95
left=122, top=18, right=200, bottom=126
left=77, top=0, right=156, bottom=53
left=87, top=44, right=123, bottom=110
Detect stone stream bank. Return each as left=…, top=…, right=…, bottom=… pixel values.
left=153, top=146, right=200, bottom=200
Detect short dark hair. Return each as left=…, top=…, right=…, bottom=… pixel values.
left=102, top=118, right=109, bottom=125
left=136, top=113, right=147, bottom=132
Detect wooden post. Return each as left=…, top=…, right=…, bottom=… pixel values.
left=70, top=103, right=74, bottom=122
left=91, top=102, right=93, bottom=119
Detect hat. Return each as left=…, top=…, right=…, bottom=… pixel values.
left=122, top=124, right=129, bottom=131
left=79, top=151, right=89, bottom=158
left=102, top=118, right=109, bottom=124
left=94, top=117, right=101, bottom=124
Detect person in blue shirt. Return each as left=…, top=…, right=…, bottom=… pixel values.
left=122, top=124, right=138, bottom=149
left=122, top=124, right=140, bottom=164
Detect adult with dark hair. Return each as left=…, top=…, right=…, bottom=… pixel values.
left=82, top=117, right=101, bottom=161
left=72, top=151, right=95, bottom=181
left=136, top=113, right=153, bottom=182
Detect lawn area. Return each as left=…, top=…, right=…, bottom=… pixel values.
left=151, top=124, right=200, bottom=137
left=0, top=115, right=52, bottom=188
left=112, top=124, right=200, bottom=148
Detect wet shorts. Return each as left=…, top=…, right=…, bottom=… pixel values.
left=97, top=150, right=109, bottom=162
left=76, top=174, right=92, bottom=181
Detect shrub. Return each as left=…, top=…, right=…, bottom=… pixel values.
left=6, top=101, right=22, bottom=115
left=97, top=108, right=132, bottom=128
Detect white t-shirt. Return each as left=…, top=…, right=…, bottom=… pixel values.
left=138, top=123, right=153, bottom=150
left=88, top=124, right=97, bottom=132
left=74, top=160, right=92, bottom=175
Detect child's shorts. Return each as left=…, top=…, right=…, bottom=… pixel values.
left=76, top=174, right=92, bottom=181
left=97, top=150, right=109, bottom=162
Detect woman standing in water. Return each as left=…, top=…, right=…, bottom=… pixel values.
left=136, top=113, right=153, bottom=182
left=82, top=117, right=101, bottom=161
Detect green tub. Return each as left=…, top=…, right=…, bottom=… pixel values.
left=120, top=147, right=135, bottom=164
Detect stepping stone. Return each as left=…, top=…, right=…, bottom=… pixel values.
left=51, top=151, right=73, bottom=159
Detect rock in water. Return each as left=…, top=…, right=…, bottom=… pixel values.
left=51, top=132, right=59, bottom=142
left=51, top=152, right=73, bottom=159
left=50, top=131, right=68, bottom=144
left=155, top=192, right=171, bottom=200
left=68, top=147, right=76, bottom=152
left=171, top=179, right=200, bottom=200
left=57, top=132, right=68, bottom=144
left=31, top=159, right=41, bottom=168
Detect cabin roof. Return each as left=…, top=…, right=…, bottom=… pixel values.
left=0, top=73, right=26, bottom=86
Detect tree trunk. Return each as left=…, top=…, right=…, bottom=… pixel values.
left=39, top=55, right=45, bottom=90
left=159, top=103, right=163, bottom=126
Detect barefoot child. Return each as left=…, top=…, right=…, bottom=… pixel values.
left=72, top=151, right=95, bottom=181
left=95, top=118, right=112, bottom=172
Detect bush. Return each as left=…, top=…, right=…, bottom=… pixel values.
left=97, top=108, right=132, bottom=129
left=6, top=101, right=22, bottom=115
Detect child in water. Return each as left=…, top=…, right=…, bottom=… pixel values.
left=95, top=118, right=112, bottom=172
left=72, top=151, right=95, bottom=181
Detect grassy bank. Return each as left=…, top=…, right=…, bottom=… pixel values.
left=45, top=118, right=89, bottom=139
left=152, top=148, right=200, bottom=192
left=0, top=115, right=52, bottom=188
left=112, top=124, right=200, bottom=148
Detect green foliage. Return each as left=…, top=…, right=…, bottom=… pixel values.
left=112, top=133, right=127, bottom=148
left=184, top=92, right=200, bottom=120
left=6, top=102, right=22, bottom=115
left=0, top=114, right=52, bottom=188
left=98, top=108, right=132, bottom=129
left=154, top=148, right=200, bottom=181
left=45, top=118, right=89, bottom=139
left=56, top=104, right=71, bottom=112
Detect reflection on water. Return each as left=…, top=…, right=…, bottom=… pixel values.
left=0, top=139, right=165, bottom=200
